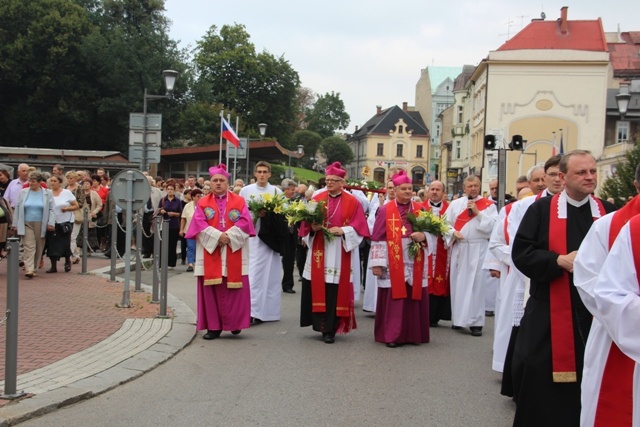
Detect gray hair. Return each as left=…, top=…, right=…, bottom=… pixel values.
left=526, top=164, right=545, bottom=181
left=28, top=171, right=45, bottom=182
left=281, top=178, right=296, bottom=188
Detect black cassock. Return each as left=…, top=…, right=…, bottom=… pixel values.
left=510, top=196, right=615, bottom=427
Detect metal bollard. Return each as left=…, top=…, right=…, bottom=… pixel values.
left=2, top=238, right=25, bottom=399
left=109, top=209, right=117, bottom=282
left=81, top=207, right=88, bottom=274
left=135, top=209, right=143, bottom=292
left=151, top=216, right=161, bottom=303
left=158, top=219, right=170, bottom=318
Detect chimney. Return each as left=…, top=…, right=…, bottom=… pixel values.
left=376, top=105, right=382, bottom=115
left=559, top=6, right=568, bottom=35
left=402, top=102, right=408, bottom=112
left=355, top=125, right=359, bottom=132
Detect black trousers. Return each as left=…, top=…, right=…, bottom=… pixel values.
left=142, top=212, right=154, bottom=256
left=281, top=232, right=297, bottom=290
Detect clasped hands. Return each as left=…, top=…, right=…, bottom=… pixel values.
left=217, top=232, right=230, bottom=247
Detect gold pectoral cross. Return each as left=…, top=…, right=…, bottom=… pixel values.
left=401, top=225, right=407, bottom=235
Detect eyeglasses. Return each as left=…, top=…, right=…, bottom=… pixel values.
left=325, top=179, right=343, bottom=183
left=255, top=171, right=270, bottom=174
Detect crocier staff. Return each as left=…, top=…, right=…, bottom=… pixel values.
left=299, top=162, right=369, bottom=344
left=369, top=170, right=435, bottom=348
left=185, top=164, right=255, bottom=340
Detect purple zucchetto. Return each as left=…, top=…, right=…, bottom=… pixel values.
left=325, top=162, right=346, bottom=179
left=391, top=170, right=412, bottom=187
left=209, top=164, right=230, bottom=179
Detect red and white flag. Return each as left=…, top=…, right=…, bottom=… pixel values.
left=221, top=118, right=240, bottom=148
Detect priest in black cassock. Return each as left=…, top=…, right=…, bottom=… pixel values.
left=510, top=150, right=616, bottom=427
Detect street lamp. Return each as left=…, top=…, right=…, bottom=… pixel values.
left=141, top=69, right=179, bottom=171
left=616, top=83, right=632, bottom=119
left=287, top=145, right=304, bottom=178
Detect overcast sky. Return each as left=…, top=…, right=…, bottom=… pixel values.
left=164, top=0, right=639, bottom=133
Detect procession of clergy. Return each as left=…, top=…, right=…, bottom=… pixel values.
left=184, top=150, right=640, bottom=427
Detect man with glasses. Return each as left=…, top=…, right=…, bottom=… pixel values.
left=299, top=162, right=369, bottom=343
left=240, top=161, right=285, bottom=324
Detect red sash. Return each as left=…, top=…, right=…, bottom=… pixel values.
left=594, top=197, right=640, bottom=426
left=385, top=201, right=426, bottom=301
left=425, top=202, right=450, bottom=296
left=310, top=191, right=358, bottom=332
left=503, top=202, right=514, bottom=245
left=454, top=198, right=494, bottom=232
left=548, top=193, right=605, bottom=382
left=200, top=192, right=244, bottom=288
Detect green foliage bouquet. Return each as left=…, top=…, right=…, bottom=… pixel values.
left=282, top=200, right=334, bottom=242
left=406, top=210, right=450, bottom=258
left=247, top=192, right=287, bottom=224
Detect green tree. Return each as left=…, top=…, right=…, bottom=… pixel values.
left=600, top=141, right=640, bottom=207
left=194, top=24, right=300, bottom=146
left=305, top=91, right=350, bottom=139
left=319, top=136, right=354, bottom=165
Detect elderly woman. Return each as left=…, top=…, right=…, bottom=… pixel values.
left=158, top=180, right=182, bottom=268
left=0, top=169, right=11, bottom=198
left=78, top=177, right=103, bottom=252
left=45, top=175, right=79, bottom=273
left=65, top=171, right=85, bottom=263
left=12, top=171, right=55, bottom=278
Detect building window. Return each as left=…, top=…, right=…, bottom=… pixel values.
left=456, top=141, right=461, bottom=159
left=398, top=125, right=404, bottom=134
left=617, top=121, right=630, bottom=143
left=396, top=144, right=403, bottom=157
left=435, top=149, right=440, bottom=159
left=457, top=106, right=463, bottom=124
left=377, top=143, right=384, bottom=156
left=416, top=145, right=423, bottom=158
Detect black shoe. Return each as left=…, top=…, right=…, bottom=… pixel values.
left=64, top=261, right=71, bottom=272
left=322, top=332, right=335, bottom=344
left=203, top=330, right=221, bottom=340
left=104, top=252, right=111, bottom=258
left=283, top=288, right=296, bottom=294
left=452, top=325, right=462, bottom=330
left=181, top=260, right=186, bottom=265
left=250, top=317, right=263, bottom=325
left=231, top=330, right=241, bottom=335
left=386, top=342, right=398, bottom=348
left=485, top=311, right=495, bottom=317
left=46, top=267, right=57, bottom=273
left=186, top=266, right=194, bottom=272
left=470, top=327, right=483, bottom=337
left=430, top=322, right=439, bottom=327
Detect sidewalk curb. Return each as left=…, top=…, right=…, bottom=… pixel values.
left=0, top=263, right=196, bottom=427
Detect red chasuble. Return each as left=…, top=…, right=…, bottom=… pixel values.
left=548, top=193, right=605, bottom=382
left=453, top=198, right=494, bottom=232
left=309, top=191, right=368, bottom=333
left=594, top=196, right=640, bottom=426
left=425, top=201, right=450, bottom=297
left=385, top=200, right=426, bottom=301
left=200, top=192, right=244, bottom=288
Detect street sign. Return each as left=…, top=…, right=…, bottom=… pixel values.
left=129, top=130, right=161, bottom=146
left=129, top=113, right=162, bottom=130
left=110, top=169, right=151, bottom=211
left=227, top=138, right=247, bottom=159
left=129, top=145, right=161, bottom=164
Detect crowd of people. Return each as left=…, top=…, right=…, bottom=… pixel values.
left=3, top=150, right=639, bottom=426
left=183, top=151, right=640, bottom=427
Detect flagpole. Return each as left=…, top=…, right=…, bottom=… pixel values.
left=551, top=131, right=556, bottom=156
left=218, top=109, right=224, bottom=164
left=226, top=113, right=231, bottom=168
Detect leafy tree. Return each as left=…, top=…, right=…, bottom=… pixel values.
left=194, top=24, right=300, bottom=146
left=319, top=136, right=354, bottom=165
left=293, top=86, right=315, bottom=130
left=600, top=141, right=640, bottom=207
left=305, top=91, right=350, bottom=138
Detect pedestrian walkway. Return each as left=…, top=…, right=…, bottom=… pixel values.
left=0, top=252, right=195, bottom=426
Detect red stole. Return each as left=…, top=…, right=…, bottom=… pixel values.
left=200, top=192, right=244, bottom=288
left=503, top=202, right=514, bottom=245
left=548, top=193, right=605, bottom=382
left=385, top=201, right=426, bottom=301
left=425, top=202, right=450, bottom=296
left=310, top=191, right=358, bottom=332
left=594, top=196, right=640, bottom=426
left=454, top=198, right=494, bottom=232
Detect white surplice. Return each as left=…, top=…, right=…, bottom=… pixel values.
left=575, top=219, right=640, bottom=427
left=239, top=183, right=283, bottom=321
left=445, top=196, right=498, bottom=328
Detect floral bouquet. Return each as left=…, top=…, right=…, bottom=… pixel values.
left=406, top=210, right=450, bottom=258
left=247, top=192, right=287, bottom=224
left=282, top=200, right=334, bottom=242
left=344, top=179, right=386, bottom=201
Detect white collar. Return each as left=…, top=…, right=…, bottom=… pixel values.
left=557, top=190, right=602, bottom=219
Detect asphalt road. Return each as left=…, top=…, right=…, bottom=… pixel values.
left=22, top=267, right=515, bottom=427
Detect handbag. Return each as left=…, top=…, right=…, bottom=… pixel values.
left=56, top=222, right=73, bottom=234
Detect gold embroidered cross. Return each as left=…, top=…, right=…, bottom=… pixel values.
left=313, top=249, right=323, bottom=268
left=389, top=214, right=400, bottom=239
left=436, top=275, right=444, bottom=283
